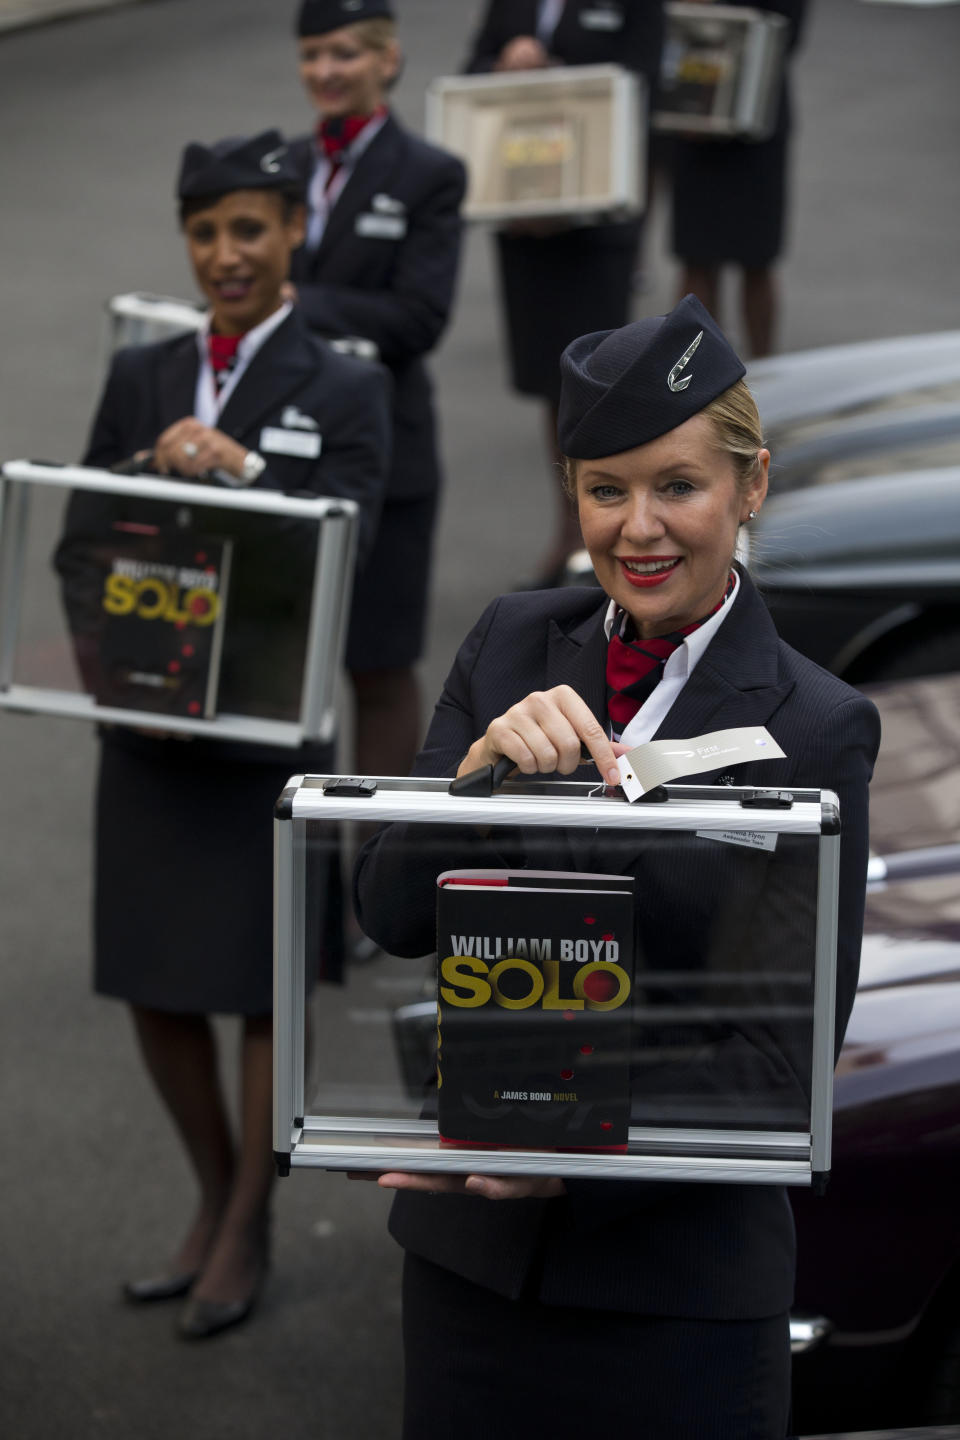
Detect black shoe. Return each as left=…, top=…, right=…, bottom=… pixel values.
left=124, top=1271, right=198, bottom=1303
left=177, top=1292, right=256, bottom=1340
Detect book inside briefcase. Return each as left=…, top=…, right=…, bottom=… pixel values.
left=274, top=776, right=841, bottom=1187
left=436, top=870, right=635, bottom=1151
left=87, top=522, right=232, bottom=719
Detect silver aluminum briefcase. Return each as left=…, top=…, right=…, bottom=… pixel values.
left=655, top=3, right=790, bottom=140
left=274, top=775, right=841, bottom=1187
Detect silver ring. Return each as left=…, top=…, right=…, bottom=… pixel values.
left=182, top=441, right=198, bottom=458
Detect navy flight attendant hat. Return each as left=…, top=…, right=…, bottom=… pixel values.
left=296, top=0, right=394, bottom=37
left=176, top=129, right=302, bottom=201
left=558, top=294, right=746, bottom=460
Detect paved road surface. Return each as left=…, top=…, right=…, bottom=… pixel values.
left=1, top=2, right=959, bottom=1436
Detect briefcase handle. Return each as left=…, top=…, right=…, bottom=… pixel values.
left=448, top=755, right=514, bottom=797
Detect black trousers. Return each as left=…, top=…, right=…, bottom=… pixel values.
left=401, top=1253, right=791, bottom=1440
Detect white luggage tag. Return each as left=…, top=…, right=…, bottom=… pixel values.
left=617, top=725, right=785, bottom=803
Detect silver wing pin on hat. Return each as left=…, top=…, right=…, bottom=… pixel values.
left=667, top=330, right=704, bottom=393
left=260, top=146, right=288, bottom=174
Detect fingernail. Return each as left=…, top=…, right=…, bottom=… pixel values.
left=607, top=767, right=622, bottom=786
left=465, top=1176, right=487, bottom=1195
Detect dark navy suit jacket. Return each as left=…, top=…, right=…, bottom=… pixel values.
left=355, top=573, right=881, bottom=1318
left=289, top=115, right=466, bottom=503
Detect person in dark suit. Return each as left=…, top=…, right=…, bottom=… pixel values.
left=354, top=295, right=880, bottom=1437
left=464, top=0, right=665, bottom=583
left=670, top=0, right=808, bottom=356
left=287, top=0, right=467, bottom=779
left=55, top=130, right=390, bottom=1340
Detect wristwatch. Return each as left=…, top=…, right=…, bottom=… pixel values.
left=238, top=449, right=267, bottom=486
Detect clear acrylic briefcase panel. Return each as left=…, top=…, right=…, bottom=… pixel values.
left=426, top=65, right=644, bottom=222
left=0, top=461, right=358, bottom=747
left=655, top=3, right=789, bottom=140
left=275, top=776, right=841, bottom=1186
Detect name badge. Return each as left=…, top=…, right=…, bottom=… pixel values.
left=580, top=6, right=624, bottom=31
left=696, top=828, right=779, bottom=854
left=355, top=213, right=407, bottom=240
left=260, top=426, right=322, bottom=459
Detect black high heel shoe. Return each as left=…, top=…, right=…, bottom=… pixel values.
left=177, top=1289, right=258, bottom=1339
left=176, top=1224, right=270, bottom=1340
left=124, top=1271, right=198, bottom=1303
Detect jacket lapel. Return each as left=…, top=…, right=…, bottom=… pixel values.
left=156, top=333, right=200, bottom=429
left=545, top=597, right=609, bottom=739
left=544, top=594, right=611, bottom=870
left=215, top=312, right=315, bottom=444
left=312, top=116, right=403, bottom=268
left=650, top=572, right=795, bottom=744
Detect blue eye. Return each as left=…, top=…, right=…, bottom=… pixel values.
left=587, top=484, right=622, bottom=501
left=665, top=479, right=695, bottom=497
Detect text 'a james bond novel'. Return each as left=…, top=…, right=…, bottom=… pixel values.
left=435, top=870, right=635, bottom=1150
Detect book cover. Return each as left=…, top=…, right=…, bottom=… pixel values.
left=500, top=113, right=581, bottom=205
left=661, top=21, right=744, bottom=120
left=91, top=523, right=232, bottom=718
left=436, top=870, right=635, bottom=1150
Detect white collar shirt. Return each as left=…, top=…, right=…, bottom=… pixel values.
left=601, top=569, right=741, bottom=748
left=306, top=109, right=389, bottom=251
left=536, top=0, right=566, bottom=46
left=194, top=301, right=293, bottom=428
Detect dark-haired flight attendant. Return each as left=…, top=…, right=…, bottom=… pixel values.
left=355, top=295, right=880, bottom=1436
left=464, top=0, right=665, bottom=582
left=56, top=130, right=390, bottom=1340
left=287, top=0, right=467, bottom=779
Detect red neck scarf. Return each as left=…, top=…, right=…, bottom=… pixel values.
left=606, top=572, right=736, bottom=735
left=316, top=106, right=386, bottom=165
left=206, top=332, right=244, bottom=392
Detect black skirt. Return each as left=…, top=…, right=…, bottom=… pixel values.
left=494, top=219, right=643, bottom=404
left=93, top=733, right=334, bottom=1015
left=401, top=1253, right=791, bottom=1440
left=670, top=93, right=792, bottom=268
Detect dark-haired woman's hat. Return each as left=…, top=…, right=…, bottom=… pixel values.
left=177, top=129, right=301, bottom=200
left=558, top=294, right=746, bottom=459
left=296, top=0, right=394, bottom=37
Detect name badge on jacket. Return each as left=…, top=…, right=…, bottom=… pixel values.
left=579, top=5, right=624, bottom=31
left=260, top=426, right=322, bottom=459
left=355, top=212, right=407, bottom=240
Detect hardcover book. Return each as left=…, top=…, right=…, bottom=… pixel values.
left=90, top=523, right=232, bottom=718
left=436, top=869, right=635, bottom=1150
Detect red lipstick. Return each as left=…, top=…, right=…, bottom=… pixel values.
left=617, top=557, right=681, bottom=588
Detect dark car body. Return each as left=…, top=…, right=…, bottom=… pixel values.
left=745, top=333, right=960, bottom=684
left=790, top=671, right=960, bottom=1433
